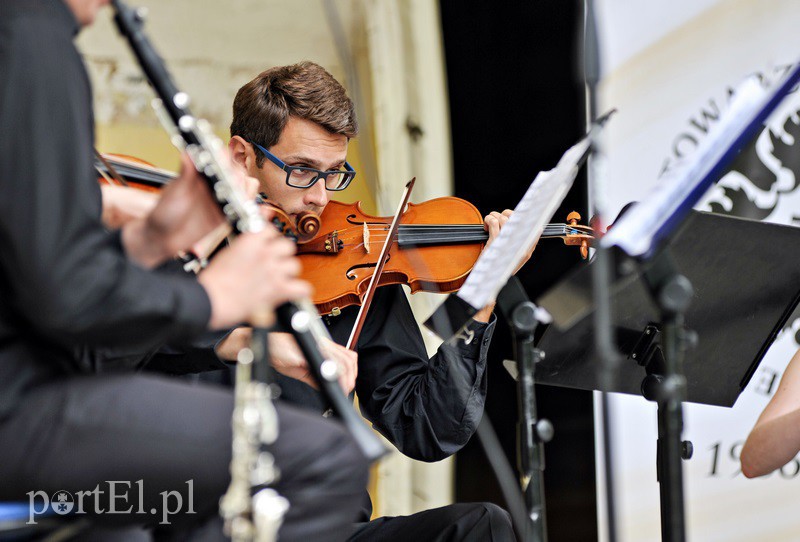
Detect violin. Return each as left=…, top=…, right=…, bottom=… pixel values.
left=95, top=153, right=320, bottom=242
left=297, top=198, right=593, bottom=315
left=95, top=154, right=594, bottom=316
left=96, top=153, right=173, bottom=192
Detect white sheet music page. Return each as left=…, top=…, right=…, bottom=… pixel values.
left=457, top=135, right=592, bottom=310
left=601, top=76, right=766, bottom=257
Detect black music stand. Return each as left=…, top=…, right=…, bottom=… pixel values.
left=535, top=210, right=800, bottom=539
left=537, top=211, right=800, bottom=406
left=495, top=277, right=555, bottom=542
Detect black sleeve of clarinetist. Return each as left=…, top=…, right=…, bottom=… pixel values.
left=0, top=5, right=211, bottom=352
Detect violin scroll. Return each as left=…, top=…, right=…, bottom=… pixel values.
left=295, top=211, right=321, bottom=240
left=259, top=202, right=320, bottom=244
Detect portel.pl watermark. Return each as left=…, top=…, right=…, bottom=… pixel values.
left=26, top=479, right=195, bottom=525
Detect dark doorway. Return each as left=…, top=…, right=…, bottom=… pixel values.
left=439, top=2, right=598, bottom=540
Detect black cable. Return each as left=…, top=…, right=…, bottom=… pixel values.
left=475, top=415, right=533, bottom=541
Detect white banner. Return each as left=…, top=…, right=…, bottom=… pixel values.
left=595, top=1, right=800, bottom=540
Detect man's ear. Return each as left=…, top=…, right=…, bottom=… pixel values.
left=228, top=136, right=251, bottom=170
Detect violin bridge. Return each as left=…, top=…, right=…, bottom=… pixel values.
left=363, top=222, right=371, bottom=253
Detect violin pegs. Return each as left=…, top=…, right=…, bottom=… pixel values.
left=580, top=239, right=589, bottom=260
left=567, top=211, right=581, bottom=226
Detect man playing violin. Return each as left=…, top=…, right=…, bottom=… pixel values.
left=0, top=1, right=370, bottom=540
left=216, top=61, right=525, bottom=541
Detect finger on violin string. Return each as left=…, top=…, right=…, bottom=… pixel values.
left=484, top=213, right=501, bottom=235
left=488, top=210, right=508, bottom=222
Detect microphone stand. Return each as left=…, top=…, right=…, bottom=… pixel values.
left=582, top=2, right=620, bottom=541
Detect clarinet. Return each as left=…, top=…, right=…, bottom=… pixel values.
left=110, top=0, right=387, bottom=534
left=219, top=337, right=288, bottom=542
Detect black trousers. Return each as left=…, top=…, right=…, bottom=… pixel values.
left=350, top=502, right=516, bottom=542
left=0, top=373, right=369, bottom=541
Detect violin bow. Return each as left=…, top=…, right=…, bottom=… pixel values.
left=346, top=177, right=416, bottom=350
left=94, top=148, right=129, bottom=186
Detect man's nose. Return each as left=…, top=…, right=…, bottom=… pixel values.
left=304, top=178, right=330, bottom=207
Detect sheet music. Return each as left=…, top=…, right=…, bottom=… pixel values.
left=457, top=136, right=592, bottom=310
left=601, top=76, right=767, bottom=257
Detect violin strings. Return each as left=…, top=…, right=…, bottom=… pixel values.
left=345, top=223, right=583, bottom=235
left=320, top=222, right=589, bottom=250
left=94, top=157, right=177, bottom=186
left=337, top=227, right=585, bottom=247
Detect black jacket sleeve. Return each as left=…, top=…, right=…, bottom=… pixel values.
left=354, top=286, right=495, bottom=461
left=144, top=330, right=232, bottom=375
left=0, top=9, right=210, bottom=354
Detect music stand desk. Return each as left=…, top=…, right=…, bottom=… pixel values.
left=536, top=211, right=800, bottom=407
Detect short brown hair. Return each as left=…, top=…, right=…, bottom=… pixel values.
left=230, top=61, right=358, bottom=167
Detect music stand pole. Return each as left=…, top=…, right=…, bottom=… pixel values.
left=581, top=2, right=622, bottom=539
left=640, top=251, right=694, bottom=542
left=498, top=278, right=553, bottom=542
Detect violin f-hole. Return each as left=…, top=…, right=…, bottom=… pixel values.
left=346, top=214, right=390, bottom=228
left=345, top=254, right=391, bottom=281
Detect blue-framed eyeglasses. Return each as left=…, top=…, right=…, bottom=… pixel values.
left=250, top=141, right=356, bottom=191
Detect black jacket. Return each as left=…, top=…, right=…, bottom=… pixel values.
left=275, top=285, right=495, bottom=462
left=0, top=0, right=211, bottom=419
